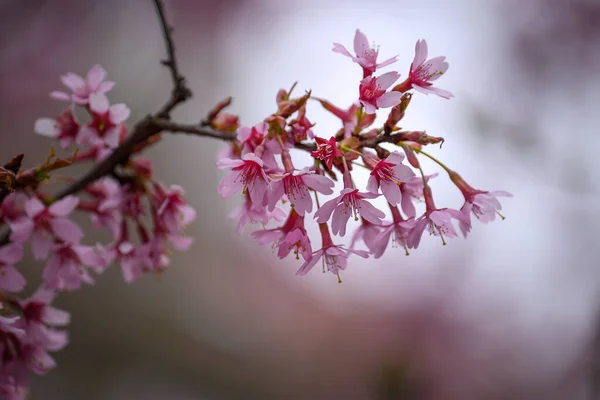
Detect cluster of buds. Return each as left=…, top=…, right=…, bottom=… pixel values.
left=216, top=30, right=511, bottom=282
left=0, top=65, right=196, bottom=398
left=0, top=28, right=510, bottom=399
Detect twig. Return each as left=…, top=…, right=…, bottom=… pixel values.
left=0, top=154, right=23, bottom=205
left=152, top=0, right=192, bottom=118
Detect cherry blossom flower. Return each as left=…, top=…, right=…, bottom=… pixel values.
left=82, top=178, right=124, bottom=239
left=289, top=106, right=315, bottom=142
left=42, top=242, right=109, bottom=290
left=268, top=167, right=334, bottom=215
left=447, top=174, right=512, bottom=237
left=0, top=244, right=25, bottom=293
left=350, top=218, right=384, bottom=253
left=371, top=206, right=417, bottom=258
left=77, top=93, right=130, bottom=149
left=229, top=194, right=286, bottom=234
left=314, top=188, right=385, bottom=237
left=359, top=72, right=403, bottom=114
left=317, top=99, right=376, bottom=138
left=21, top=196, right=83, bottom=260
left=114, top=241, right=153, bottom=283
left=34, top=109, right=80, bottom=149
left=311, top=136, right=343, bottom=170
left=296, top=223, right=368, bottom=282
left=50, top=64, right=114, bottom=104
left=405, top=39, right=453, bottom=99
left=217, top=153, right=271, bottom=206
left=154, top=184, right=196, bottom=236
left=399, top=173, right=438, bottom=218
left=252, top=209, right=312, bottom=261
left=406, top=186, right=468, bottom=249
left=0, top=193, right=31, bottom=244
left=365, top=151, right=415, bottom=204
left=20, top=289, right=70, bottom=328
left=333, top=29, right=398, bottom=78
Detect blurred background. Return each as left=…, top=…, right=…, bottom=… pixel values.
left=1, top=0, right=600, bottom=398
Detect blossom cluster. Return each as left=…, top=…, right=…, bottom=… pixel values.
left=0, top=66, right=196, bottom=398
left=0, top=29, right=510, bottom=399
left=216, top=30, right=511, bottom=282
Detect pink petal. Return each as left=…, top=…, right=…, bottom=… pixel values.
left=361, top=101, right=377, bottom=115
left=86, top=65, right=106, bottom=90
left=296, top=250, right=323, bottom=276
left=376, top=91, right=403, bottom=108
left=32, top=231, right=53, bottom=260
left=331, top=205, right=352, bottom=237
left=97, top=81, right=115, bottom=94
left=386, top=151, right=405, bottom=165
left=50, top=218, right=84, bottom=243
left=49, top=91, right=71, bottom=101
left=429, top=210, right=452, bottom=226
left=217, top=170, right=244, bottom=198
left=413, top=40, right=428, bottom=69
left=381, top=180, right=401, bottom=205
left=393, top=164, right=415, bottom=182
left=0, top=243, right=24, bottom=264
left=376, top=71, right=401, bottom=90
left=89, top=93, right=109, bottom=114
left=9, top=219, right=34, bottom=243
left=60, top=73, right=84, bottom=91
left=168, top=235, right=193, bottom=251
left=43, top=306, right=70, bottom=326
left=0, top=265, right=26, bottom=292
left=401, top=191, right=416, bottom=218
left=314, top=196, right=339, bottom=223
left=366, top=175, right=379, bottom=194
left=302, top=174, right=334, bottom=195
left=49, top=196, right=79, bottom=217
left=332, top=43, right=353, bottom=58
left=109, top=104, right=130, bottom=124
left=353, top=29, right=370, bottom=57
left=25, top=197, right=45, bottom=218
left=34, top=118, right=59, bottom=138
left=357, top=200, right=385, bottom=225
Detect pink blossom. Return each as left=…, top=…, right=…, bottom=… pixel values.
left=22, top=196, right=83, bottom=260
left=359, top=72, right=403, bottom=114
left=34, top=109, right=80, bottom=149
left=83, top=178, right=124, bottom=239
left=0, top=193, right=30, bottom=244
left=77, top=93, right=130, bottom=149
left=406, top=186, right=468, bottom=249
left=217, top=153, right=271, bottom=206
left=236, top=122, right=280, bottom=171
left=289, top=106, right=315, bottom=141
left=459, top=191, right=512, bottom=237
left=154, top=184, right=197, bottom=235
left=311, top=136, right=343, bottom=170
left=407, top=39, right=453, bottom=99
left=366, top=151, right=415, bottom=204
left=371, top=206, right=417, bottom=258
left=268, top=168, right=334, bottom=215
left=50, top=64, right=115, bottom=104
left=332, top=29, right=398, bottom=78
left=253, top=210, right=312, bottom=261
left=350, top=218, right=384, bottom=253
left=42, top=242, right=109, bottom=290
left=314, top=188, right=385, bottom=237
left=20, top=288, right=70, bottom=327
left=296, top=223, right=368, bottom=282
left=0, top=244, right=26, bottom=293
left=114, top=241, right=153, bottom=283
left=229, top=194, right=286, bottom=234
left=399, top=173, right=438, bottom=218
left=317, top=99, right=376, bottom=138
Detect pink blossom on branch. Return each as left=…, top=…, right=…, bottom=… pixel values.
left=365, top=151, right=416, bottom=204
left=217, top=153, right=271, bottom=206
left=267, top=168, right=334, bottom=216
left=333, top=29, right=398, bottom=78
left=359, top=72, right=403, bottom=114
left=49, top=64, right=115, bottom=104
left=0, top=244, right=25, bottom=293
left=34, top=109, right=80, bottom=149
left=311, top=136, right=343, bottom=170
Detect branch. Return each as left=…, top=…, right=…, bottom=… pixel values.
left=0, top=154, right=23, bottom=205
left=152, top=0, right=192, bottom=118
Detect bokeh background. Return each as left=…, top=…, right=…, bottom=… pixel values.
left=1, top=0, right=600, bottom=399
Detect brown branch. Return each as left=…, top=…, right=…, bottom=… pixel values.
left=152, top=0, right=192, bottom=118
left=0, top=154, right=23, bottom=205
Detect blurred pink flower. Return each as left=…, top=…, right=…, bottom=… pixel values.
left=34, top=109, right=80, bottom=149
left=50, top=64, right=114, bottom=104
left=333, top=29, right=398, bottom=78
left=0, top=244, right=25, bottom=292
left=359, top=72, right=403, bottom=114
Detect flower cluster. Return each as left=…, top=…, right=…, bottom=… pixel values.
left=0, top=65, right=196, bottom=398
left=216, top=29, right=511, bottom=282
left=0, top=28, right=509, bottom=398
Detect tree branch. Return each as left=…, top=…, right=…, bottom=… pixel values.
left=152, top=0, right=192, bottom=118
left=0, top=154, right=23, bottom=205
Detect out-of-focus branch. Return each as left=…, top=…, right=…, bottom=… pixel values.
left=0, top=154, right=23, bottom=205
left=152, top=0, right=192, bottom=118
